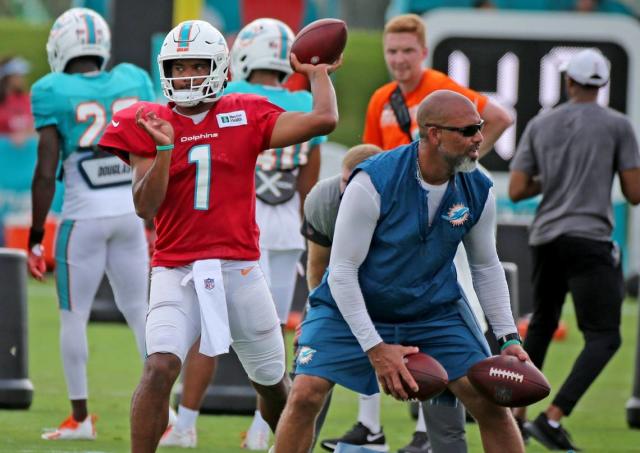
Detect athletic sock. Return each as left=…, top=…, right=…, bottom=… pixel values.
left=358, top=393, right=381, bottom=434
left=415, top=402, right=427, bottom=432
left=175, top=404, right=199, bottom=431
left=547, top=418, right=561, bottom=428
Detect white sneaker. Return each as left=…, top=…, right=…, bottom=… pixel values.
left=242, top=412, right=270, bottom=450
left=159, top=425, right=197, bottom=448
left=41, top=414, right=97, bottom=440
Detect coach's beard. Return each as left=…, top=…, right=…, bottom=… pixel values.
left=455, top=156, right=478, bottom=173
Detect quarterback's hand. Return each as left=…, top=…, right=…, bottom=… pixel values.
left=135, top=106, right=175, bottom=147
left=144, top=227, right=156, bottom=259
left=501, top=343, right=529, bottom=362
left=28, top=244, right=47, bottom=281
left=367, top=342, right=419, bottom=400
left=290, top=53, right=343, bottom=77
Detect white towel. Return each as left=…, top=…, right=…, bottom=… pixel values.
left=188, top=259, right=232, bottom=357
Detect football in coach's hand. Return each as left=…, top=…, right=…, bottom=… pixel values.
left=468, top=355, right=551, bottom=407
left=402, top=353, right=449, bottom=401
left=290, top=18, right=347, bottom=65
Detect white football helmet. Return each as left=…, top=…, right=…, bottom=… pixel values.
left=158, top=20, right=229, bottom=107
left=230, top=18, right=294, bottom=82
left=46, top=7, right=111, bottom=73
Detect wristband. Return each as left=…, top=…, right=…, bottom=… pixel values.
left=156, top=144, right=174, bottom=152
left=500, top=339, right=522, bottom=351
left=497, top=332, right=522, bottom=351
left=28, top=228, right=45, bottom=248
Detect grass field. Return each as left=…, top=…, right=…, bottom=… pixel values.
left=1, top=279, right=639, bottom=452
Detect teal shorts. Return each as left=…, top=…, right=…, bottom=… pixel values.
left=295, top=299, right=490, bottom=396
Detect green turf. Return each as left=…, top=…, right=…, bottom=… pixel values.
left=0, top=279, right=639, bottom=452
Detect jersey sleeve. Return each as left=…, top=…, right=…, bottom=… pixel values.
left=509, top=119, right=538, bottom=175
left=246, top=95, right=285, bottom=151
left=30, top=77, right=60, bottom=130
left=363, top=88, right=385, bottom=147
left=99, top=101, right=160, bottom=163
left=301, top=217, right=332, bottom=246
left=615, top=116, right=640, bottom=172
left=302, top=184, right=332, bottom=246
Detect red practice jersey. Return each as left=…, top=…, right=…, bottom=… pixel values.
left=99, top=95, right=284, bottom=267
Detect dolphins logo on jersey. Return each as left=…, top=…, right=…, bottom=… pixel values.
left=297, top=346, right=316, bottom=365
left=441, top=203, right=470, bottom=227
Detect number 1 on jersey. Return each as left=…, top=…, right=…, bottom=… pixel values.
left=188, top=145, right=211, bottom=210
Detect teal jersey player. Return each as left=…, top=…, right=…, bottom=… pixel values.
left=32, top=63, right=154, bottom=161
left=31, top=63, right=154, bottom=219
left=28, top=8, right=151, bottom=441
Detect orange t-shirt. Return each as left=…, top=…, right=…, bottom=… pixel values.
left=363, top=69, right=488, bottom=150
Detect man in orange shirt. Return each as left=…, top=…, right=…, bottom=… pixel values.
left=321, top=13, right=513, bottom=453
left=363, top=14, right=511, bottom=155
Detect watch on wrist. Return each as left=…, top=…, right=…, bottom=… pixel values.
left=497, top=332, right=522, bottom=350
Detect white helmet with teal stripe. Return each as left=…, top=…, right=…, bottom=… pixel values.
left=158, top=20, right=229, bottom=107
left=230, top=18, right=294, bottom=82
left=46, top=7, right=111, bottom=73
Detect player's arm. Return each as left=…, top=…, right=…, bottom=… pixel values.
left=509, top=170, right=541, bottom=202
left=302, top=184, right=333, bottom=289
left=28, top=125, right=60, bottom=280
left=297, top=145, right=321, bottom=218
left=478, top=99, right=513, bottom=158
left=462, top=190, right=528, bottom=361
left=306, top=240, right=330, bottom=291
left=128, top=106, right=174, bottom=220
left=616, top=119, right=640, bottom=205
left=329, top=171, right=419, bottom=399
left=129, top=152, right=171, bottom=220
left=620, top=168, right=640, bottom=205
left=269, top=55, right=341, bottom=149
left=508, top=121, right=541, bottom=201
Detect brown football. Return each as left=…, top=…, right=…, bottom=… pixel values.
left=290, top=18, right=347, bottom=65
left=467, top=355, right=551, bottom=407
left=402, top=353, right=449, bottom=401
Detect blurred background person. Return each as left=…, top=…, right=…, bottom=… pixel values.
left=28, top=7, right=153, bottom=440
left=0, top=56, right=34, bottom=145
left=509, top=48, right=640, bottom=451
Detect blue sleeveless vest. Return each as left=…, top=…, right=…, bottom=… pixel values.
left=310, top=142, right=492, bottom=323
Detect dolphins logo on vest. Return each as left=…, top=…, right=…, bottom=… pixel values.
left=442, top=203, right=470, bottom=227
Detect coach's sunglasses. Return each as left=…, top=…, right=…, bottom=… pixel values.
left=426, top=119, right=485, bottom=137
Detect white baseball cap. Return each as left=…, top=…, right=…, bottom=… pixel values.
left=0, top=57, right=30, bottom=79
left=564, top=48, right=610, bottom=87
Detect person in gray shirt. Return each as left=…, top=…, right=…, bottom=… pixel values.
left=509, top=48, right=640, bottom=451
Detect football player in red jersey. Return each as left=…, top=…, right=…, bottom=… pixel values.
left=99, top=19, right=340, bottom=452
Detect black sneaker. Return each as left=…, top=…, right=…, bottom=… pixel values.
left=397, top=431, right=432, bottom=453
left=524, top=412, right=581, bottom=451
left=320, top=422, right=389, bottom=452
left=514, top=417, right=530, bottom=445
